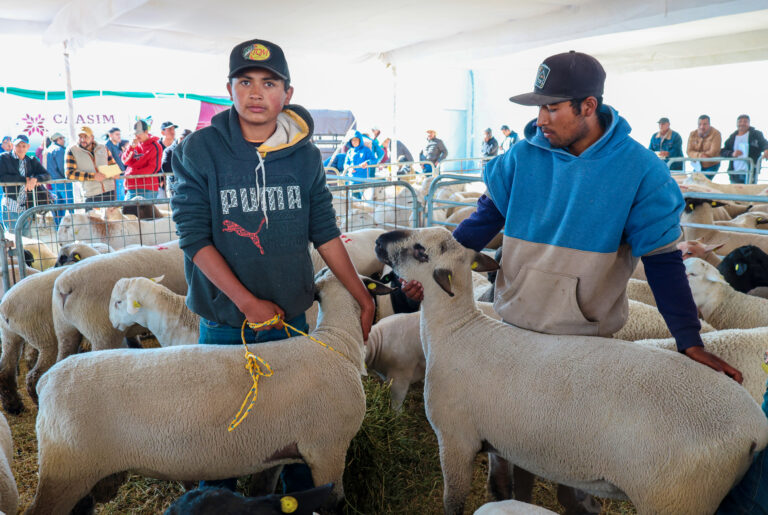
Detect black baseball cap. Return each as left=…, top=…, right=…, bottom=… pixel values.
left=228, top=39, right=290, bottom=83
left=509, top=51, right=606, bottom=106
left=657, top=117, right=670, bottom=124
left=108, top=127, right=121, bottom=134
left=160, top=121, right=178, bottom=130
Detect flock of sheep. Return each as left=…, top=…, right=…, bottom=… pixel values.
left=0, top=170, right=766, bottom=513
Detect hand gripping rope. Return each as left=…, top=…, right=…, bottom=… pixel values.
left=228, top=315, right=353, bottom=432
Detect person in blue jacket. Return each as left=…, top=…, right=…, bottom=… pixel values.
left=45, top=132, right=72, bottom=227
left=649, top=117, right=683, bottom=171
left=402, top=50, right=742, bottom=513
left=343, top=131, right=376, bottom=179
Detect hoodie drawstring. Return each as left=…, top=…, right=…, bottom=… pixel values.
left=254, top=150, right=268, bottom=228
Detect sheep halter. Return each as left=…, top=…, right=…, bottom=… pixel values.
left=228, top=315, right=353, bottom=431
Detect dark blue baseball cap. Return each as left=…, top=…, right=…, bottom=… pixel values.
left=509, top=51, right=606, bottom=106
left=12, top=134, right=29, bottom=145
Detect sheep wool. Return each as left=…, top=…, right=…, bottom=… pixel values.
left=0, top=412, right=17, bottom=515
left=685, top=258, right=768, bottom=329
left=27, top=270, right=374, bottom=515
left=473, top=499, right=557, bottom=515
left=375, top=227, right=768, bottom=515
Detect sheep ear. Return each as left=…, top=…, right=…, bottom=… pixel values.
left=704, top=243, right=725, bottom=253
left=757, top=217, right=768, bottom=226
left=432, top=269, right=454, bottom=297
left=705, top=268, right=729, bottom=284
left=127, top=299, right=141, bottom=315
left=470, top=252, right=499, bottom=273
left=362, top=278, right=396, bottom=295
left=149, top=275, right=165, bottom=283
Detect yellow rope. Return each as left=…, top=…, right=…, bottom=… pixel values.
left=228, top=314, right=353, bottom=432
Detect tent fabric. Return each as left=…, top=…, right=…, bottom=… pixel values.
left=0, top=86, right=233, bottom=105
left=0, top=0, right=765, bottom=70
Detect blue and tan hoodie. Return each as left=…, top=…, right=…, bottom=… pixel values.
left=484, top=105, right=684, bottom=337
left=171, top=105, right=340, bottom=327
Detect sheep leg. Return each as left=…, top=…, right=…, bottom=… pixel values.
left=90, top=471, right=128, bottom=503
left=389, top=377, right=411, bottom=411
left=25, top=338, right=59, bottom=405
left=24, top=343, right=38, bottom=371
left=303, top=443, right=348, bottom=512
left=55, top=325, right=83, bottom=362
left=438, top=434, right=478, bottom=515
left=245, top=466, right=282, bottom=496
left=25, top=474, right=99, bottom=515
left=557, top=484, right=602, bottom=515
left=0, top=328, right=25, bottom=414
left=487, top=454, right=516, bottom=501
left=512, top=465, right=535, bottom=502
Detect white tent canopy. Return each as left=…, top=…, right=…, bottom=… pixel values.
left=1, top=0, right=766, bottom=69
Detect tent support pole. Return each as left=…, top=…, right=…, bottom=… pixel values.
left=63, top=40, right=76, bottom=143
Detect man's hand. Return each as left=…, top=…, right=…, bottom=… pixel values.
left=763, top=149, right=768, bottom=159
left=93, top=171, right=107, bottom=182
left=733, top=150, right=743, bottom=157
left=684, top=346, right=743, bottom=383
left=25, top=177, right=38, bottom=191
left=658, top=151, right=669, bottom=158
left=401, top=278, right=424, bottom=302
left=361, top=162, right=368, bottom=168
left=239, top=297, right=285, bottom=331
left=360, top=295, right=375, bottom=341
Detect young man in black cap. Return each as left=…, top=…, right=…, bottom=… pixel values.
left=171, top=39, right=374, bottom=492
left=403, top=50, right=742, bottom=510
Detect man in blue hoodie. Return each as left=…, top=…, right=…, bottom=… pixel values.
left=343, top=130, right=377, bottom=179
left=403, top=51, right=742, bottom=511
left=171, top=38, right=374, bottom=494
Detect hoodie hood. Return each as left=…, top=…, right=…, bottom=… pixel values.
left=210, top=104, right=314, bottom=159
left=523, top=104, right=629, bottom=160
left=347, top=130, right=365, bottom=148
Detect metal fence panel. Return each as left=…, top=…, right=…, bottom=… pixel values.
left=328, top=177, right=420, bottom=232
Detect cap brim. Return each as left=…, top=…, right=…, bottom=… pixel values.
left=508, top=92, right=572, bottom=106
left=228, top=64, right=288, bottom=81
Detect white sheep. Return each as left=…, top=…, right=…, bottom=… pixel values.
left=4, top=233, right=57, bottom=271
left=625, top=278, right=655, bottom=306
left=715, top=211, right=768, bottom=229
left=473, top=500, right=557, bottom=515
left=374, top=227, right=768, bottom=515
left=310, top=228, right=386, bottom=276
left=636, top=327, right=768, bottom=405
left=677, top=239, right=724, bottom=266
left=52, top=242, right=187, bottom=361
left=682, top=199, right=768, bottom=255
left=0, top=412, right=17, bottom=515
left=0, top=243, right=104, bottom=413
left=685, top=257, right=768, bottom=329
left=57, top=211, right=178, bottom=249
left=109, top=276, right=199, bottom=347
left=27, top=269, right=383, bottom=514
left=684, top=172, right=768, bottom=196
left=55, top=241, right=112, bottom=267
left=613, top=299, right=715, bottom=341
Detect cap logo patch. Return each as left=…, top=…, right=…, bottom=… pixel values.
left=243, top=44, right=271, bottom=61
left=535, top=63, right=550, bottom=89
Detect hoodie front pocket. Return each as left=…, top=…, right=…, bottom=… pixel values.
left=495, top=266, right=599, bottom=336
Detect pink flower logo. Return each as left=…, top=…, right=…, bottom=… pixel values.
left=22, top=114, right=45, bottom=137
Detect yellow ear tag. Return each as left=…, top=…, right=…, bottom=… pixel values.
left=471, top=261, right=478, bottom=270
left=711, top=202, right=717, bottom=207
left=280, top=495, right=298, bottom=513
left=762, top=351, right=768, bottom=374
left=735, top=264, right=740, bottom=271
left=367, top=282, right=376, bottom=290
left=132, top=301, right=142, bottom=309
left=448, top=273, right=452, bottom=285
left=73, top=253, right=81, bottom=261
left=688, top=203, right=694, bottom=210
left=149, top=277, right=156, bottom=283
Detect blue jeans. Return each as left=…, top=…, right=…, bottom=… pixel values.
left=125, top=189, right=159, bottom=200
left=198, top=314, right=315, bottom=494
left=717, top=379, right=768, bottom=514
left=49, top=182, right=74, bottom=227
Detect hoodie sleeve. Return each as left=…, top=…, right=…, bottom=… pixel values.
left=308, top=161, right=341, bottom=248
left=624, top=162, right=684, bottom=257
left=170, top=142, right=213, bottom=259
left=482, top=151, right=514, bottom=216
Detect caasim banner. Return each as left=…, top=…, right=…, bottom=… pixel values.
left=0, top=93, right=229, bottom=150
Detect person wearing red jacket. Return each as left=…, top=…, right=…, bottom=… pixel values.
left=122, top=119, right=163, bottom=199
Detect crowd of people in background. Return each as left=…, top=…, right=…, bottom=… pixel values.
left=0, top=119, right=192, bottom=233
left=1, top=110, right=768, bottom=235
